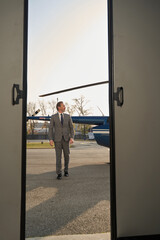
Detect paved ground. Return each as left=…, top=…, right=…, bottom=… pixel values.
left=26, top=141, right=110, bottom=238
left=27, top=233, right=110, bottom=240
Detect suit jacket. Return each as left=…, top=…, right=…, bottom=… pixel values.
left=49, top=113, right=74, bottom=142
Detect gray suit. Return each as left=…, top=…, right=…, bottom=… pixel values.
left=49, top=113, right=74, bottom=175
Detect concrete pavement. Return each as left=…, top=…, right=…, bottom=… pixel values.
left=26, top=141, right=110, bottom=238
left=27, top=233, right=110, bottom=240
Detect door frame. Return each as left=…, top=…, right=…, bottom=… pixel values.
left=21, top=0, right=28, bottom=239
left=20, top=0, right=116, bottom=239
left=108, top=0, right=117, bottom=240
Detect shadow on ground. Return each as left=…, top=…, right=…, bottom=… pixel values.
left=26, top=163, right=110, bottom=237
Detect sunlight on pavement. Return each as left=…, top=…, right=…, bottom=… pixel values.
left=26, top=187, right=58, bottom=211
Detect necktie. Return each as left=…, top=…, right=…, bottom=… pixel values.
left=61, top=113, right=63, bottom=125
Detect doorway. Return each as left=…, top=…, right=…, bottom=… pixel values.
left=25, top=0, right=111, bottom=239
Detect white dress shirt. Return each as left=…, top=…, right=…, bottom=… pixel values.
left=57, top=111, right=64, bottom=122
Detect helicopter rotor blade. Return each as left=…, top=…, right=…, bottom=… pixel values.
left=39, top=80, right=109, bottom=97
left=97, top=106, right=105, bottom=116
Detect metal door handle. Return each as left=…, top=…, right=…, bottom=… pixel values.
left=114, top=87, right=124, bottom=106
left=12, top=84, right=23, bottom=105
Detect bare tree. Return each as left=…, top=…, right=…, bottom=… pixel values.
left=72, top=96, right=92, bottom=139
left=27, top=102, right=37, bottom=116
left=27, top=102, right=37, bottom=135
left=38, top=100, right=47, bottom=115
left=65, top=102, right=75, bottom=116
left=48, top=99, right=56, bottom=114
left=72, top=95, right=91, bottom=116
left=38, top=100, right=50, bottom=136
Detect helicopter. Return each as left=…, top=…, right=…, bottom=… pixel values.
left=27, top=80, right=110, bottom=148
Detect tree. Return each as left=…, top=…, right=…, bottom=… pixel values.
left=72, top=95, right=92, bottom=139
left=72, top=95, right=91, bottom=116
left=38, top=100, right=51, bottom=135
left=65, top=102, right=75, bottom=116
left=48, top=99, right=56, bottom=114
left=27, top=102, right=37, bottom=135
left=38, top=100, right=47, bottom=115
left=27, top=102, right=37, bottom=116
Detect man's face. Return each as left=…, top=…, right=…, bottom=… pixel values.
left=59, top=103, right=65, bottom=113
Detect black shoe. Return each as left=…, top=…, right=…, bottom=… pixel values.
left=64, top=171, right=69, bottom=177
left=57, top=174, right=62, bottom=180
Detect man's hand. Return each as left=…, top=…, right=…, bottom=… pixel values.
left=69, top=138, right=74, bottom=144
left=49, top=140, right=54, bottom=146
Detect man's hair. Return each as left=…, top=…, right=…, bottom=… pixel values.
left=56, top=101, right=63, bottom=110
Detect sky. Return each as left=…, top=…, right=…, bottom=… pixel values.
left=28, top=0, right=109, bottom=116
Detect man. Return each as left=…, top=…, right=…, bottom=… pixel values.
left=49, top=101, right=74, bottom=180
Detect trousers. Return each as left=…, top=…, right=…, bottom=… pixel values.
left=54, top=137, right=70, bottom=174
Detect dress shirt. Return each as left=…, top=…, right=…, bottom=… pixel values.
left=57, top=111, right=64, bottom=122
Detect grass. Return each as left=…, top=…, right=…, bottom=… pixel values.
left=27, top=142, right=54, bottom=149
left=27, top=141, right=76, bottom=149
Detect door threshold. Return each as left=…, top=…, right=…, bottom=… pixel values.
left=26, top=232, right=110, bottom=240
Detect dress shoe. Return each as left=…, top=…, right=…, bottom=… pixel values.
left=57, top=174, right=62, bottom=180
left=64, top=171, right=69, bottom=177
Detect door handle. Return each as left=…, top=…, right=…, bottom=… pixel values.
left=114, top=87, right=124, bottom=106
left=12, top=84, right=23, bottom=105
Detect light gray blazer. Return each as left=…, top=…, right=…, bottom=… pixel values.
left=49, top=113, right=74, bottom=142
